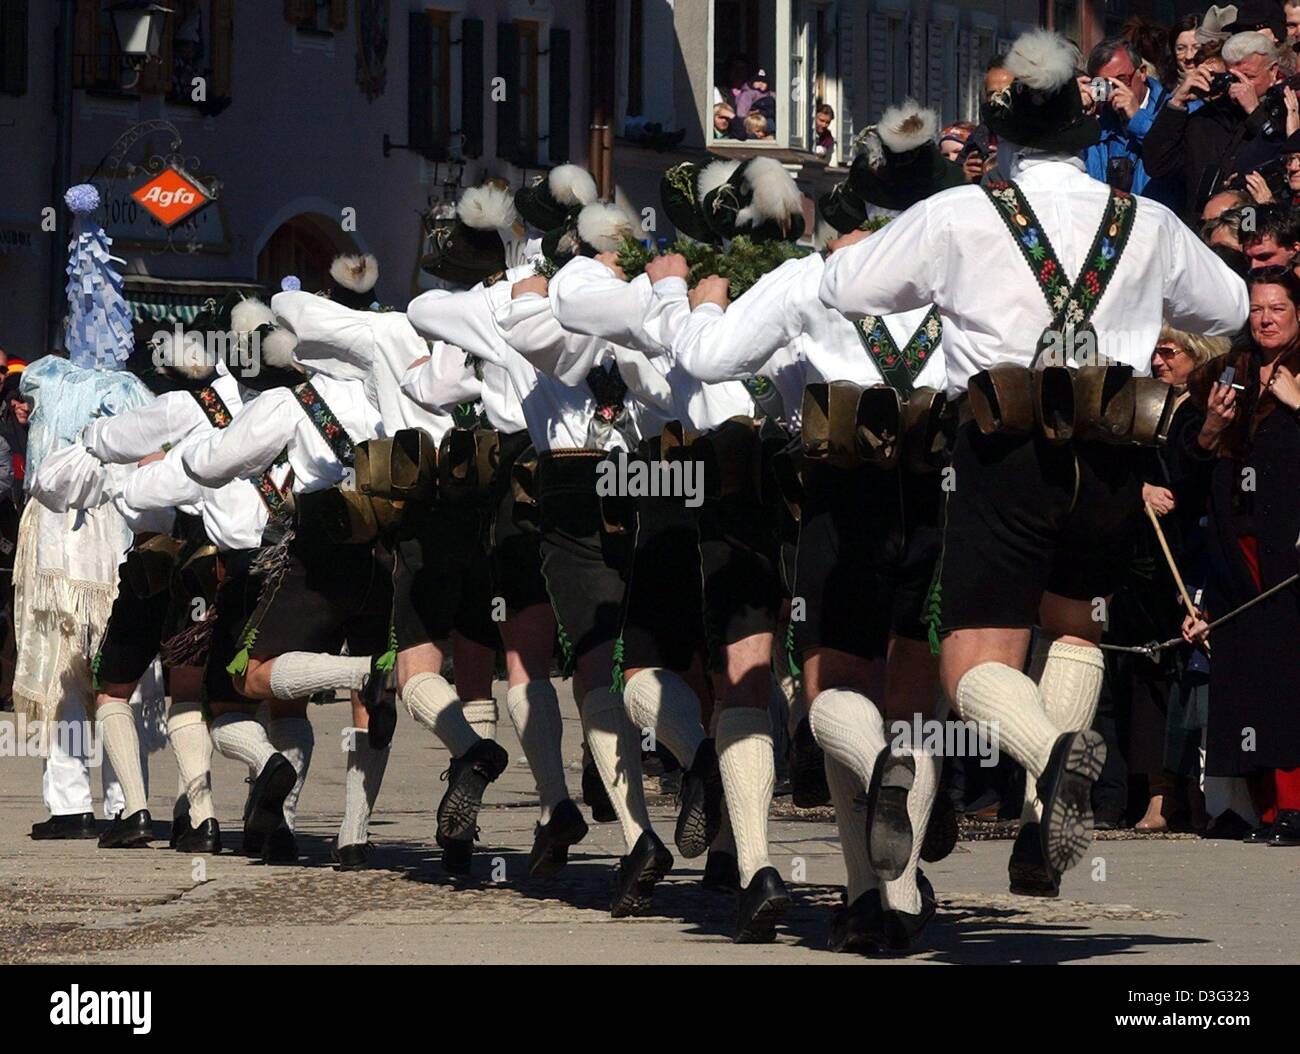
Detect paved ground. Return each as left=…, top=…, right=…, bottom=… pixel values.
left=2, top=686, right=1298, bottom=965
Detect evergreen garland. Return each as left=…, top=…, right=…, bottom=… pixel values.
left=613, top=235, right=810, bottom=298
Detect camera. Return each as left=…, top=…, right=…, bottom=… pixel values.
left=1089, top=77, right=1112, bottom=103
left=1191, top=70, right=1236, bottom=98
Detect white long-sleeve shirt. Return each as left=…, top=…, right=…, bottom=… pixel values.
left=182, top=372, right=380, bottom=494
left=81, top=366, right=245, bottom=463
left=819, top=156, right=1249, bottom=397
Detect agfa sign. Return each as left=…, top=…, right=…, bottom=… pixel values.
left=131, top=166, right=212, bottom=228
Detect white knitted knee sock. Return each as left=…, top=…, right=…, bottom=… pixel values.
left=506, top=681, right=569, bottom=825
left=882, top=749, right=939, bottom=914
left=268, top=653, right=371, bottom=701
left=268, top=717, right=314, bottom=832
left=824, top=753, right=876, bottom=902
left=210, top=711, right=276, bottom=772
left=623, top=667, right=705, bottom=770
left=463, top=698, right=498, bottom=742
left=168, top=706, right=214, bottom=825
left=954, top=662, right=1059, bottom=780
left=97, top=700, right=147, bottom=815
left=1022, top=640, right=1105, bottom=822
left=338, top=728, right=389, bottom=848
left=580, top=686, right=651, bottom=853
left=717, top=707, right=774, bottom=888
left=808, top=688, right=887, bottom=788
left=401, top=671, right=480, bottom=757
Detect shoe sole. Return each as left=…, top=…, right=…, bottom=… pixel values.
left=921, top=795, right=960, bottom=864
left=31, top=830, right=100, bottom=841
left=867, top=750, right=916, bottom=882
left=674, top=775, right=712, bottom=860
left=437, top=749, right=508, bottom=840
left=610, top=845, right=673, bottom=918
left=246, top=758, right=298, bottom=836
left=175, top=837, right=222, bottom=855
left=735, top=890, right=790, bottom=944
left=528, top=817, right=589, bottom=878
left=1040, top=731, right=1107, bottom=876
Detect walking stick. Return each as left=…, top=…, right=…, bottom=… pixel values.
left=1145, top=501, right=1209, bottom=657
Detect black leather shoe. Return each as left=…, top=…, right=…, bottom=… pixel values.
left=437, top=829, right=474, bottom=875
left=702, top=849, right=740, bottom=892
left=1036, top=730, right=1106, bottom=876
left=527, top=799, right=589, bottom=877
left=260, top=825, right=299, bottom=865
left=437, top=739, right=509, bottom=840
left=865, top=748, right=915, bottom=882
left=30, top=812, right=97, bottom=840
left=1269, top=810, right=1300, bottom=847
left=788, top=718, right=830, bottom=808
left=1204, top=809, right=1252, bottom=840
left=921, top=786, right=959, bottom=863
left=242, top=828, right=266, bottom=857
left=361, top=656, right=396, bottom=750
left=243, top=752, right=298, bottom=836
left=828, top=889, right=885, bottom=953
left=881, top=871, right=936, bottom=951
left=734, top=865, right=789, bottom=943
left=169, top=794, right=191, bottom=849
left=175, top=817, right=222, bottom=854
left=333, top=840, right=372, bottom=870
left=610, top=830, right=673, bottom=917
left=1008, top=822, right=1060, bottom=897
left=1092, top=806, right=1125, bottom=831
left=98, top=809, right=153, bottom=849
left=675, top=738, right=723, bottom=860
left=582, top=758, right=617, bottom=823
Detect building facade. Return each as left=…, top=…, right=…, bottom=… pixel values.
left=0, top=0, right=1207, bottom=357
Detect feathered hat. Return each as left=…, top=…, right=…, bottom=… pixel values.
left=62, top=183, right=134, bottom=371
left=327, top=253, right=380, bottom=310
left=514, top=164, right=600, bottom=231
left=700, top=157, right=806, bottom=243
left=541, top=201, right=640, bottom=266
left=227, top=289, right=304, bottom=391
left=985, top=29, right=1099, bottom=154
left=819, top=99, right=966, bottom=232
left=421, top=182, right=520, bottom=285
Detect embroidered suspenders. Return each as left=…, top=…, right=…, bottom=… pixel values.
left=253, top=381, right=358, bottom=516
left=982, top=180, right=1137, bottom=367
left=190, top=386, right=234, bottom=429
left=853, top=307, right=942, bottom=397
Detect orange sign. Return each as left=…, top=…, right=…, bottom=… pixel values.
left=131, top=167, right=211, bottom=228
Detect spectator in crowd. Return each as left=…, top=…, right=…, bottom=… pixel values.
left=1122, top=14, right=1177, bottom=87
left=1239, top=203, right=1300, bottom=268
left=940, top=120, right=997, bottom=184
left=1284, top=138, right=1300, bottom=201
left=1145, top=31, right=1289, bottom=221
left=1172, top=13, right=1206, bottom=82
left=0, top=368, right=28, bottom=713
left=1226, top=0, right=1286, bottom=44
left=743, top=111, right=770, bottom=140
left=1183, top=270, right=1300, bottom=846
left=985, top=54, right=1014, bottom=102
left=714, top=102, right=737, bottom=139
left=813, top=104, right=836, bottom=156
left=715, top=53, right=752, bottom=112
left=737, top=68, right=776, bottom=135
left=1080, top=37, right=1181, bottom=208
left=1286, top=0, right=1300, bottom=50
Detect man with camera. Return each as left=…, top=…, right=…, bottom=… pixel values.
left=1146, top=31, right=1291, bottom=220
left=1079, top=38, right=1179, bottom=208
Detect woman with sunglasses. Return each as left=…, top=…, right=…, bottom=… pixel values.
left=1182, top=270, right=1300, bottom=846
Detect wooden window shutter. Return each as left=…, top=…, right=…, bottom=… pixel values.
left=408, top=11, right=433, bottom=154
left=72, top=0, right=96, bottom=88
left=329, top=0, right=347, bottom=32
left=548, top=27, right=570, bottom=164
left=867, top=12, right=888, bottom=121
left=1, top=0, right=28, bottom=96
left=496, top=21, right=520, bottom=162
left=211, top=0, right=233, bottom=99
left=461, top=17, right=484, bottom=158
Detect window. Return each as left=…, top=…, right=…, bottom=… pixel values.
left=868, top=9, right=911, bottom=122
left=496, top=19, right=543, bottom=167
left=516, top=20, right=540, bottom=162
left=1, top=0, right=28, bottom=96
left=284, top=0, right=348, bottom=34
left=627, top=0, right=643, bottom=118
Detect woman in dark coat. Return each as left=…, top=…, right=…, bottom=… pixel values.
left=1183, top=270, right=1300, bottom=846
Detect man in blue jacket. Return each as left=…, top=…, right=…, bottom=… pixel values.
left=1081, top=37, right=1182, bottom=210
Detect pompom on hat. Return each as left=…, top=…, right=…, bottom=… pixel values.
left=62, top=182, right=134, bottom=371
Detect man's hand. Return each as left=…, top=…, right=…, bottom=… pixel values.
left=961, top=153, right=985, bottom=183
left=1143, top=483, right=1176, bottom=516
left=688, top=275, right=730, bottom=310
left=1077, top=75, right=1098, bottom=115
left=1228, top=68, right=1261, bottom=114
left=1182, top=611, right=1210, bottom=646
left=511, top=275, right=549, bottom=299
left=594, top=251, right=627, bottom=281
left=1171, top=64, right=1213, bottom=109
left=1268, top=363, right=1300, bottom=409
left=137, top=450, right=166, bottom=467
left=645, top=252, right=689, bottom=284
left=826, top=228, right=872, bottom=254
left=1244, top=170, right=1276, bottom=203
left=1109, top=78, right=1141, bottom=121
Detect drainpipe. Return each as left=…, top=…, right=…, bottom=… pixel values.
left=48, top=0, right=75, bottom=349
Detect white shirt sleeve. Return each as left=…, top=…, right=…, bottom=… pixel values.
left=641, top=277, right=691, bottom=355
left=496, top=294, right=604, bottom=384
left=819, top=202, right=940, bottom=320
left=81, top=392, right=203, bottom=464
left=400, top=348, right=483, bottom=412
left=182, top=389, right=296, bottom=487
left=672, top=257, right=809, bottom=383
left=548, top=258, right=662, bottom=348
left=272, top=291, right=379, bottom=366
left=407, top=287, right=507, bottom=367
left=1161, top=212, right=1250, bottom=337
left=611, top=345, right=674, bottom=414
left=122, top=444, right=204, bottom=511
left=29, top=443, right=116, bottom=512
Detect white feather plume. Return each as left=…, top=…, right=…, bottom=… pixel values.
left=258, top=327, right=299, bottom=369
left=576, top=202, right=635, bottom=253
left=458, top=183, right=520, bottom=230
left=329, top=253, right=380, bottom=294
left=697, top=159, right=741, bottom=202
left=1003, top=28, right=1080, bottom=92
left=876, top=99, right=938, bottom=154
left=548, top=164, right=599, bottom=208
left=231, top=297, right=275, bottom=335
left=735, top=157, right=802, bottom=231
left=157, top=330, right=216, bottom=379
